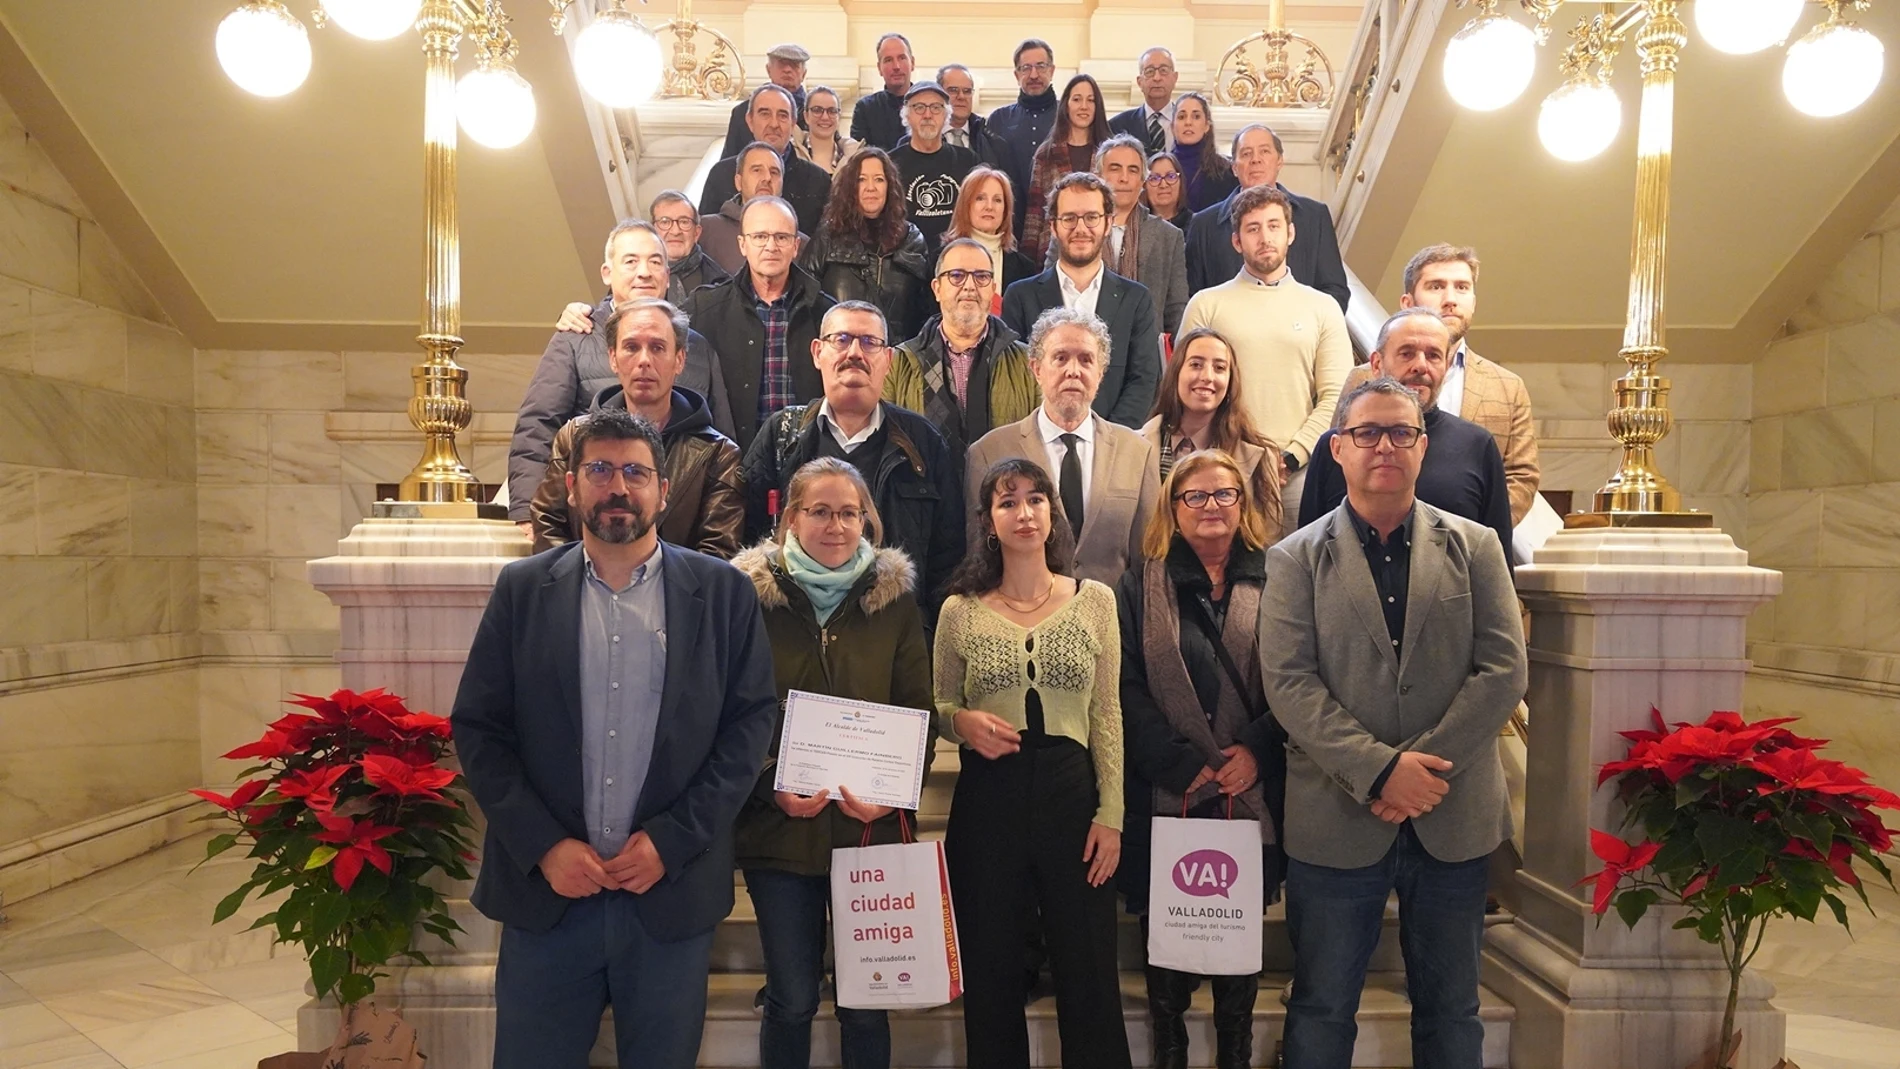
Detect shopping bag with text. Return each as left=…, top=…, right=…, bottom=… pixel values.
left=830, top=834, right=963, bottom=1009
left=1146, top=814, right=1265, bottom=975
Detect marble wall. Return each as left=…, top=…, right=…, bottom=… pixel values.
left=0, top=96, right=200, bottom=850
left=1744, top=192, right=1900, bottom=790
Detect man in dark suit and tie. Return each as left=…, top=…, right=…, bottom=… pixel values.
left=1001, top=172, right=1159, bottom=427
left=1183, top=124, right=1350, bottom=312
left=453, top=409, right=778, bottom=1069
left=1108, top=46, right=1180, bottom=156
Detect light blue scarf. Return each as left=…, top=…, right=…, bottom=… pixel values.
left=781, top=534, right=876, bottom=625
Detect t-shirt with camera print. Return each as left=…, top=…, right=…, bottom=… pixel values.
left=889, top=142, right=979, bottom=255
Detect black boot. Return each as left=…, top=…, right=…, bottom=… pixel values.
left=1145, top=964, right=1195, bottom=1069
left=1211, top=973, right=1260, bottom=1069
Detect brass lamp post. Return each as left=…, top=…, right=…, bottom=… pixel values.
left=1442, top=0, right=1884, bottom=527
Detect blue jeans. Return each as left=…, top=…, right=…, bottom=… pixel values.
left=1282, top=823, right=1489, bottom=1069
left=744, top=866, right=891, bottom=1069
left=492, top=891, right=713, bottom=1069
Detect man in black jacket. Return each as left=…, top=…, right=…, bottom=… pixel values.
left=742, top=300, right=965, bottom=622
left=1001, top=173, right=1160, bottom=428
left=718, top=44, right=809, bottom=160
left=937, top=64, right=1011, bottom=172
left=650, top=190, right=728, bottom=304
left=850, top=33, right=915, bottom=150
left=685, top=196, right=837, bottom=449
left=1108, top=47, right=1180, bottom=155
left=985, top=38, right=1060, bottom=236
left=1184, top=124, right=1350, bottom=312
left=699, top=86, right=830, bottom=235
left=454, top=409, right=777, bottom=1069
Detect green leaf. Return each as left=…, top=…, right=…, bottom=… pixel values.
left=336, top=972, right=376, bottom=1005
left=213, top=882, right=256, bottom=924
left=1695, top=909, right=1725, bottom=944
left=1822, top=892, right=1851, bottom=930
left=245, top=910, right=278, bottom=933
left=308, top=895, right=351, bottom=943
left=205, top=833, right=241, bottom=860
left=1675, top=776, right=1715, bottom=808
left=1615, top=888, right=1659, bottom=929
left=1695, top=814, right=1754, bottom=871
left=309, top=945, right=349, bottom=998
left=303, top=845, right=339, bottom=870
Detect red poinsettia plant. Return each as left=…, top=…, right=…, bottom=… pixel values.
left=1584, top=708, right=1900, bottom=1068
left=194, top=688, right=476, bottom=1005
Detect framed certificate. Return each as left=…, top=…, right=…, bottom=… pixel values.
left=772, top=689, right=933, bottom=811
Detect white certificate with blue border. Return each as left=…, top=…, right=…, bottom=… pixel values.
left=772, top=689, right=931, bottom=811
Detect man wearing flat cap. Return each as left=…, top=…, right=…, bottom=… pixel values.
left=719, top=44, right=810, bottom=159
left=889, top=81, right=978, bottom=256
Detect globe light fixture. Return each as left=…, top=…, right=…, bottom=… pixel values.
left=1444, top=10, right=1539, bottom=111
left=458, top=60, right=537, bottom=148
left=319, top=0, right=425, bottom=41
left=1539, top=79, right=1622, bottom=160
left=1695, top=0, right=1805, bottom=54
left=216, top=1, right=312, bottom=98
left=571, top=5, right=664, bottom=108
left=1783, top=15, right=1885, bottom=116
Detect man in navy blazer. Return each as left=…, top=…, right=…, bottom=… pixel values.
left=1001, top=172, right=1160, bottom=428
left=453, top=409, right=777, bottom=1069
left=1184, top=124, right=1350, bottom=312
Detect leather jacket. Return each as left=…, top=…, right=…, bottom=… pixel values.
left=798, top=223, right=930, bottom=344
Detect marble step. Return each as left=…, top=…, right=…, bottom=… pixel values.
left=607, top=971, right=1515, bottom=1067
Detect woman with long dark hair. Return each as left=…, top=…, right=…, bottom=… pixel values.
left=1019, top=74, right=1113, bottom=262
left=1116, top=448, right=1285, bottom=1069
left=934, top=458, right=1132, bottom=1069
left=798, top=147, right=929, bottom=342
left=1170, top=93, right=1238, bottom=213
left=1141, top=151, right=1195, bottom=232
left=1142, top=326, right=1284, bottom=542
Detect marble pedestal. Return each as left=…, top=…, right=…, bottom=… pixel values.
left=301, top=514, right=527, bottom=1060
left=1484, top=526, right=1785, bottom=1069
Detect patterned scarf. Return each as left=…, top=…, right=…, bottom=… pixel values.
left=917, top=322, right=981, bottom=441
left=1114, top=206, right=1144, bottom=282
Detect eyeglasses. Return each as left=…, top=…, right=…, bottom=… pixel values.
left=1055, top=211, right=1107, bottom=230
left=906, top=102, right=946, bottom=116
left=580, top=460, right=659, bottom=488
left=821, top=331, right=889, bottom=352
left=1173, top=487, right=1241, bottom=509
left=1342, top=424, right=1425, bottom=449
left=800, top=505, right=866, bottom=528
left=743, top=232, right=798, bottom=248
left=1145, top=173, right=1180, bottom=185
left=806, top=105, right=841, bottom=117
left=652, top=217, right=697, bottom=232
left=1139, top=66, right=1175, bottom=79
left=936, top=268, right=995, bottom=289
left=1015, top=61, right=1054, bottom=74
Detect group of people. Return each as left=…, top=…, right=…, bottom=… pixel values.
left=463, top=32, right=1547, bottom=1069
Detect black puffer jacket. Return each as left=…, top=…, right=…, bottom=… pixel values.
left=798, top=224, right=930, bottom=344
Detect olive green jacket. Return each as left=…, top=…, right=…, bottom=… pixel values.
left=884, top=316, right=1040, bottom=463
left=730, top=541, right=938, bottom=875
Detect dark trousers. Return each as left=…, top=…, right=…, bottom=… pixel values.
left=945, top=733, right=1132, bottom=1069
left=1282, top=822, right=1489, bottom=1069
left=492, top=891, right=714, bottom=1069
left=743, top=866, right=891, bottom=1069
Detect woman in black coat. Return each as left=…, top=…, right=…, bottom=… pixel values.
left=1116, top=449, right=1286, bottom=1069
left=798, top=146, right=929, bottom=343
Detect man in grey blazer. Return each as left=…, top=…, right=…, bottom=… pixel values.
left=965, top=307, right=1161, bottom=586
left=1259, top=376, right=1526, bottom=1069
left=1094, top=135, right=1189, bottom=336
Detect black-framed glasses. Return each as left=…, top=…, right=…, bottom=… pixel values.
left=1342, top=424, right=1424, bottom=449
left=1140, top=65, right=1176, bottom=79
left=821, top=331, right=889, bottom=352
left=800, top=505, right=866, bottom=528
left=1173, top=487, right=1241, bottom=509
left=580, top=460, right=659, bottom=488
left=806, top=105, right=841, bottom=117
left=1055, top=211, right=1107, bottom=230
left=652, top=217, right=696, bottom=232
left=936, top=268, right=995, bottom=289
left=1145, top=172, right=1180, bottom=185
left=906, top=102, right=947, bottom=116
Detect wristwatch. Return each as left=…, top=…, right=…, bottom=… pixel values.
left=1283, top=451, right=1302, bottom=473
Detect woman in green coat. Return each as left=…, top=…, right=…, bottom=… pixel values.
left=731, top=456, right=935, bottom=1069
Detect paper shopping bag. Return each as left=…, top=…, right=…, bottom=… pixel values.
left=1146, top=814, right=1265, bottom=975
left=830, top=837, right=963, bottom=1009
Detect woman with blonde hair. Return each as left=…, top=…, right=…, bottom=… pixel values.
left=731, top=456, right=932, bottom=1069
left=946, top=166, right=1040, bottom=298
left=934, top=457, right=1132, bottom=1069
left=1116, top=448, right=1285, bottom=1069
left=1141, top=326, right=1284, bottom=543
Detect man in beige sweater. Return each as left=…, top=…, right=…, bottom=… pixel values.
left=1178, top=184, right=1352, bottom=515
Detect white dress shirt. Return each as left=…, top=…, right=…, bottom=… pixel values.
left=1056, top=261, right=1106, bottom=319
left=817, top=399, right=884, bottom=451
left=1435, top=340, right=1469, bottom=419
left=1036, top=406, right=1095, bottom=508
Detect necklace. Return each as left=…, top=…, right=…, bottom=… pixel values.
left=996, top=577, right=1056, bottom=614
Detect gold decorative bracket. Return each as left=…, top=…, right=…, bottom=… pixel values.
left=1216, top=29, right=1337, bottom=107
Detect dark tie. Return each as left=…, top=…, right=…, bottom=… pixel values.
left=1146, top=110, right=1166, bottom=154
left=1059, top=433, right=1085, bottom=539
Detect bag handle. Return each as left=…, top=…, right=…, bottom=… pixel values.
left=1183, top=594, right=1259, bottom=721
left=1178, top=792, right=1238, bottom=821
left=857, top=808, right=917, bottom=847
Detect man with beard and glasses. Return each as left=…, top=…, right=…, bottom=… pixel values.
left=531, top=297, right=744, bottom=558
left=889, top=81, right=979, bottom=256
left=740, top=300, right=965, bottom=622
left=1299, top=308, right=1513, bottom=565
left=453, top=408, right=778, bottom=1069
left=1001, top=172, right=1159, bottom=428
left=885, top=238, right=1039, bottom=479
left=1179, top=184, right=1349, bottom=513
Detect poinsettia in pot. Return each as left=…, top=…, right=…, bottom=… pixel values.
left=1584, top=708, right=1900, bottom=1069
left=193, top=688, right=477, bottom=1067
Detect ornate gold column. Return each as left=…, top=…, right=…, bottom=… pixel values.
left=396, top=0, right=485, bottom=506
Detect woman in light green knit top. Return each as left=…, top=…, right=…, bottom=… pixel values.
left=932, top=457, right=1133, bottom=1069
